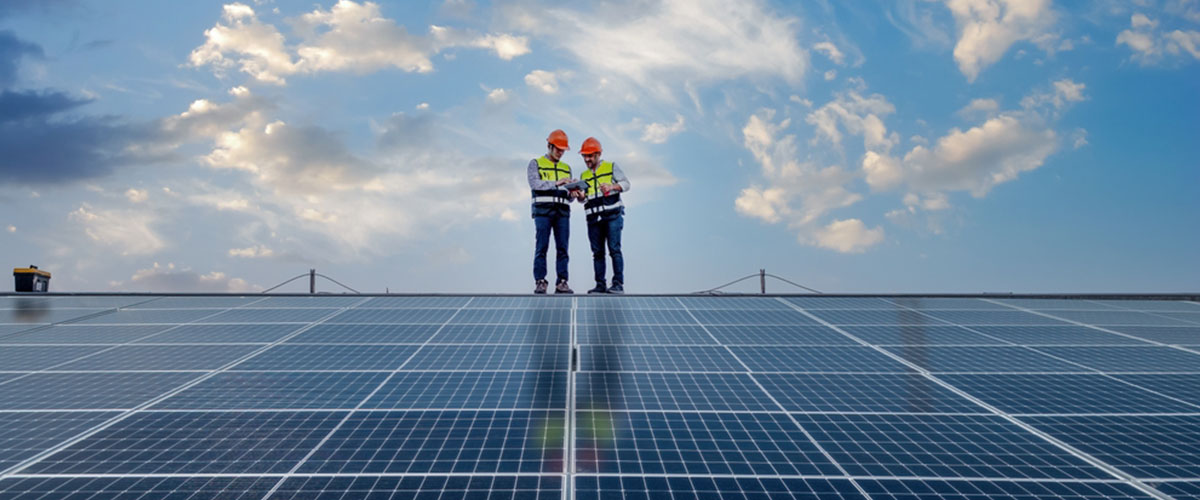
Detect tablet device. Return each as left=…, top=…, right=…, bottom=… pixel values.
left=562, top=179, right=588, bottom=191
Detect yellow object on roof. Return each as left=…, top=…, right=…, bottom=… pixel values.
left=13, top=267, right=51, bottom=278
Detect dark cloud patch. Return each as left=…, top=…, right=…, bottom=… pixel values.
left=0, top=0, right=80, bottom=20
left=0, top=90, right=90, bottom=121
left=0, top=31, right=43, bottom=88
left=376, top=112, right=437, bottom=153
left=0, top=113, right=165, bottom=184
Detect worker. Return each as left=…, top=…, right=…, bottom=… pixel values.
left=528, top=129, right=581, bottom=294
left=577, top=137, right=630, bottom=294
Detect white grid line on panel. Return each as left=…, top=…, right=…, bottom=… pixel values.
left=256, top=297, right=477, bottom=500
left=673, top=296, right=876, bottom=500
left=781, top=297, right=1174, bottom=500
left=0, top=296, right=362, bottom=480
left=565, top=297, right=577, bottom=500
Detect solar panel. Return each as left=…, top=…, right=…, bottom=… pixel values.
left=0, top=293, right=1195, bottom=500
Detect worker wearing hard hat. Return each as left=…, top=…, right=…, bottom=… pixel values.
left=528, top=129, right=582, bottom=294
left=577, top=137, right=630, bottom=294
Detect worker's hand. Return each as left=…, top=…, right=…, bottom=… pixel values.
left=555, top=178, right=572, bottom=187
left=600, top=183, right=614, bottom=194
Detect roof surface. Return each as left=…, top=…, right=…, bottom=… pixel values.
left=0, top=294, right=1197, bottom=499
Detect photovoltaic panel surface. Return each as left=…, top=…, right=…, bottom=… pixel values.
left=0, top=293, right=1196, bottom=500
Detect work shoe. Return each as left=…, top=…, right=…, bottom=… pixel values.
left=534, top=280, right=548, bottom=294
left=555, top=280, right=574, bottom=294
left=608, top=283, right=624, bottom=294
left=587, top=282, right=607, bottom=294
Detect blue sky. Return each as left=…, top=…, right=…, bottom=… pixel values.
left=1, top=0, right=1197, bottom=294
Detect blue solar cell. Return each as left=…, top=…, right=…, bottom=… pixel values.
left=406, top=344, right=568, bottom=371
left=287, top=323, right=440, bottom=343
left=757, top=373, right=987, bottom=413
left=255, top=296, right=364, bottom=307
left=921, top=310, right=1068, bottom=326
left=138, top=323, right=302, bottom=343
left=0, top=372, right=202, bottom=410
left=730, top=346, right=910, bottom=372
left=690, top=309, right=819, bottom=325
left=856, top=479, right=1154, bottom=500
left=1151, top=481, right=1200, bottom=499
left=676, top=296, right=794, bottom=310
left=807, top=309, right=941, bottom=325
left=839, top=325, right=1002, bottom=345
left=576, top=372, right=779, bottom=411
left=0, top=325, right=35, bottom=336
left=705, top=325, right=856, bottom=345
left=576, top=296, right=683, bottom=309
left=359, top=296, right=472, bottom=308
left=575, top=476, right=866, bottom=500
left=1107, top=326, right=1200, bottom=344
left=576, top=324, right=716, bottom=344
left=886, top=297, right=1016, bottom=310
left=231, top=344, right=417, bottom=371
left=0, top=476, right=276, bottom=499
left=0, top=411, right=118, bottom=471
left=581, top=346, right=743, bottom=372
left=326, top=307, right=457, bottom=324
left=299, top=410, right=565, bottom=474
left=197, top=307, right=340, bottom=323
left=939, top=374, right=1200, bottom=414
left=0, top=308, right=111, bottom=324
left=74, top=308, right=223, bottom=324
left=1158, top=312, right=1200, bottom=325
left=1024, top=415, right=1200, bottom=479
left=56, top=344, right=261, bottom=371
left=795, top=413, right=1111, bottom=479
left=26, top=410, right=345, bottom=474
left=0, top=296, right=147, bottom=309
left=1, top=325, right=171, bottom=344
left=1032, top=346, right=1200, bottom=372
left=1047, top=310, right=1197, bottom=326
left=469, top=296, right=573, bottom=308
left=363, top=371, right=567, bottom=409
left=786, top=296, right=897, bottom=309
left=965, top=325, right=1151, bottom=345
left=433, top=323, right=569, bottom=344
left=1113, top=374, right=1200, bottom=405
left=576, top=411, right=842, bottom=475
left=579, top=308, right=698, bottom=325
left=882, top=346, right=1082, bottom=372
left=1094, top=300, right=1200, bottom=312
left=274, top=475, right=562, bottom=500
left=997, top=298, right=1120, bottom=310
left=127, top=296, right=262, bottom=309
left=0, top=345, right=109, bottom=370
left=450, top=308, right=570, bottom=324
left=154, top=371, right=390, bottom=409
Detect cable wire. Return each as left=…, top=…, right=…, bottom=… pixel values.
left=315, top=273, right=361, bottom=294
left=261, top=272, right=361, bottom=294
left=693, top=272, right=823, bottom=295
left=260, top=274, right=310, bottom=294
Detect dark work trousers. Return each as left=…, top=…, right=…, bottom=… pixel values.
left=587, top=214, right=624, bottom=285
left=533, top=214, right=570, bottom=282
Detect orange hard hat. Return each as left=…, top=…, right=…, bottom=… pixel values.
left=547, top=129, right=569, bottom=150
left=579, top=137, right=602, bottom=155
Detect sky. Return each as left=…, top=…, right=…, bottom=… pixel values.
left=0, top=0, right=1197, bottom=294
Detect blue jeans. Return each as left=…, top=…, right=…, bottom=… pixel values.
left=533, top=214, right=569, bottom=282
left=588, top=215, right=623, bottom=285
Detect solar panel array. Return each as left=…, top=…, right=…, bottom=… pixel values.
left=0, top=294, right=1198, bottom=499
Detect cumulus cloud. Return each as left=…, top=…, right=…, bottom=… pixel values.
left=228, top=245, right=275, bottom=258
left=115, top=262, right=259, bottom=292
left=1118, top=13, right=1200, bottom=63
left=899, top=114, right=1057, bottom=196
left=640, top=115, right=686, bottom=144
left=1020, top=79, right=1086, bottom=115
left=524, top=70, right=559, bottom=94
left=942, top=0, right=1057, bottom=82
left=69, top=204, right=165, bottom=256
left=505, top=0, right=808, bottom=99
left=815, top=219, right=885, bottom=253
left=813, top=41, right=846, bottom=65
left=806, top=90, right=899, bottom=152
left=125, top=188, right=148, bottom=203
left=958, top=98, right=1000, bottom=117
left=190, top=1, right=530, bottom=84
left=486, top=87, right=510, bottom=104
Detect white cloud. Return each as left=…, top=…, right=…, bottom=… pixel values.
left=814, top=219, right=885, bottom=253
left=228, top=245, right=275, bottom=258
left=6, top=225, right=15, bottom=233
left=1118, top=13, right=1200, bottom=62
left=824, top=70, right=837, bottom=81
left=486, top=88, right=510, bottom=104
left=641, top=115, right=686, bottom=144
left=68, top=204, right=165, bottom=256
left=1072, top=128, right=1089, bottom=149
left=125, top=188, right=149, bottom=203
left=813, top=41, right=846, bottom=65
left=900, top=113, right=1057, bottom=196
left=943, top=0, right=1056, bottom=82
left=524, top=70, right=559, bottom=94
left=190, top=1, right=529, bottom=84
left=1020, top=78, right=1087, bottom=115
left=507, top=0, right=808, bottom=99
left=416, top=102, right=430, bottom=110
left=806, top=90, right=899, bottom=152
left=958, top=98, right=1000, bottom=117
left=116, top=262, right=259, bottom=292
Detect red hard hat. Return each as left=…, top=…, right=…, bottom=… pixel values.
left=579, top=137, right=602, bottom=155
left=547, top=129, right=569, bottom=150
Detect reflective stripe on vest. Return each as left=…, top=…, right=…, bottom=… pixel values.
left=531, top=156, right=571, bottom=207
left=582, top=161, right=622, bottom=217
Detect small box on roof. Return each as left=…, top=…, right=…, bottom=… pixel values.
left=13, top=265, right=50, bottom=292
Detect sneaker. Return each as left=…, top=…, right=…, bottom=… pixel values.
left=555, top=280, right=574, bottom=294
left=534, top=280, right=548, bottom=294
left=587, top=282, right=607, bottom=294
left=608, top=283, right=624, bottom=294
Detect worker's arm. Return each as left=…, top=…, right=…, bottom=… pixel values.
left=527, top=159, right=563, bottom=191
left=610, top=162, right=631, bottom=193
